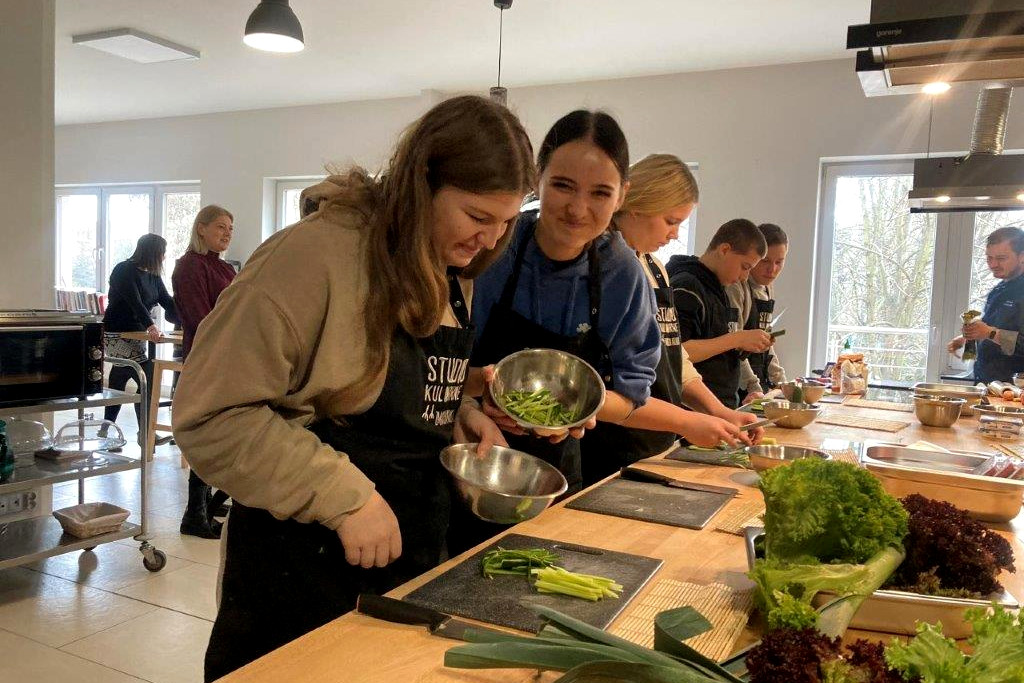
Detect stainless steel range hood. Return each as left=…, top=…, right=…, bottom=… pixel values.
left=909, top=86, right=1024, bottom=212
left=849, top=1, right=1024, bottom=213
left=848, top=0, right=1024, bottom=97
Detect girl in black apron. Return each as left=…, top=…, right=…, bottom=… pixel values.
left=454, top=111, right=668, bottom=554
left=581, top=154, right=760, bottom=486
left=169, top=96, right=537, bottom=682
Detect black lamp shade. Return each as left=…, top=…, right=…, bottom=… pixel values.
left=244, top=0, right=304, bottom=53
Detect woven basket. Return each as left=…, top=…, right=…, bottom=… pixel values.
left=53, top=502, right=129, bottom=538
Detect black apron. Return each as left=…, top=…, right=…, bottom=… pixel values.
left=204, top=275, right=474, bottom=682
left=693, top=303, right=742, bottom=409
left=745, top=287, right=776, bottom=391
left=450, top=224, right=611, bottom=555
left=580, top=254, right=680, bottom=486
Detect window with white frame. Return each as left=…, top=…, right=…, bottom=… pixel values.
left=812, top=160, right=1024, bottom=384
left=55, top=184, right=201, bottom=296
left=275, top=177, right=325, bottom=231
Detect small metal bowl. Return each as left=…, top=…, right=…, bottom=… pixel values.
left=489, top=348, right=606, bottom=437
left=912, top=395, right=965, bottom=427
left=1014, top=373, right=1024, bottom=389
left=761, top=400, right=822, bottom=429
left=440, top=443, right=568, bottom=524
left=779, top=381, right=827, bottom=404
left=744, top=445, right=830, bottom=472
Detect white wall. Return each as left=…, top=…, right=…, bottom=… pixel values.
left=1, top=0, right=55, bottom=309
left=53, top=58, right=1024, bottom=374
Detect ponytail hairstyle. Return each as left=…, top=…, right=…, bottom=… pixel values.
left=537, top=109, right=629, bottom=181
left=324, top=95, right=536, bottom=388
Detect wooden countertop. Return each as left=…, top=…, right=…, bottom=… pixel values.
left=220, top=399, right=1024, bottom=683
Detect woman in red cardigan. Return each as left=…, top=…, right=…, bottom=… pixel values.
left=173, top=204, right=237, bottom=538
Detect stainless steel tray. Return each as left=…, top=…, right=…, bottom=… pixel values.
left=862, top=445, right=1024, bottom=522
left=743, top=527, right=1018, bottom=638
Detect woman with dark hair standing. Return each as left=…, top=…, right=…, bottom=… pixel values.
left=101, top=233, right=178, bottom=430
left=456, top=111, right=748, bottom=553
left=171, top=95, right=534, bottom=681
left=172, top=204, right=237, bottom=539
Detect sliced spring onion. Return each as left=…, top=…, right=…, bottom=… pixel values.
left=501, top=389, right=579, bottom=426
left=530, top=566, right=623, bottom=601
left=481, top=548, right=561, bottom=578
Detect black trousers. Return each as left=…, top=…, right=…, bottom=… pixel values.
left=104, top=359, right=154, bottom=425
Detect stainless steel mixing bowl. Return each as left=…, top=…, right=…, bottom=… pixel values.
left=744, top=445, right=830, bottom=472
left=489, top=348, right=606, bottom=437
left=761, top=400, right=822, bottom=428
left=440, top=443, right=568, bottom=524
left=912, top=395, right=965, bottom=427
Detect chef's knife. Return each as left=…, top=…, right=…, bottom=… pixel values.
left=769, top=308, right=787, bottom=329
left=739, top=418, right=775, bottom=432
left=619, top=466, right=738, bottom=497
left=356, top=593, right=508, bottom=642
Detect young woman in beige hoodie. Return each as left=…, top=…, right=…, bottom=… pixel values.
left=172, top=95, right=536, bottom=681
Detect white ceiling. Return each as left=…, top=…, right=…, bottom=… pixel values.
left=56, top=0, right=870, bottom=125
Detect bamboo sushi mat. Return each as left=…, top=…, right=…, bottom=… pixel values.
left=816, top=413, right=909, bottom=432
left=610, top=580, right=753, bottom=661
left=843, top=398, right=914, bottom=413
left=820, top=446, right=861, bottom=466
left=713, top=498, right=765, bottom=535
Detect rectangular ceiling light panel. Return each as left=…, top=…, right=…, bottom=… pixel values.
left=72, top=29, right=199, bottom=63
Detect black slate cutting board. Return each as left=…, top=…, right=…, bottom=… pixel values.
left=404, top=533, right=661, bottom=633
left=566, top=477, right=733, bottom=529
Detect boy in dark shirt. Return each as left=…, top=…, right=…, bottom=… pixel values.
left=666, top=219, right=771, bottom=408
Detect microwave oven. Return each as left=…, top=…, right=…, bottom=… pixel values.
left=0, top=310, right=104, bottom=406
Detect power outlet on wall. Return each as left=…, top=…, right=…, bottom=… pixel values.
left=0, top=491, right=38, bottom=517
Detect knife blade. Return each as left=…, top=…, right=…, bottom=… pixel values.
left=739, top=418, right=775, bottom=432
left=356, top=593, right=508, bottom=642
left=769, top=308, right=787, bottom=329
left=619, top=466, right=738, bottom=497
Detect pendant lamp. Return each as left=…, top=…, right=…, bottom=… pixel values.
left=490, top=1, right=512, bottom=105
left=244, top=0, right=304, bottom=53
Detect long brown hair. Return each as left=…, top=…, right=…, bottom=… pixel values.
left=128, top=233, right=167, bottom=274
left=325, top=95, right=535, bottom=387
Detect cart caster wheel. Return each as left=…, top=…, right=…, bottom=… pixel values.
left=143, top=549, right=167, bottom=572
left=83, top=546, right=96, bottom=552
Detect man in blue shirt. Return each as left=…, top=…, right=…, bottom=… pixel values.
left=948, top=226, right=1024, bottom=383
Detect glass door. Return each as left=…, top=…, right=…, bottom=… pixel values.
left=55, top=192, right=100, bottom=291
left=102, top=190, right=153, bottom=290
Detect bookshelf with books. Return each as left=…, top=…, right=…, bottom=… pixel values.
left=55, top=289, right=105, bottom=315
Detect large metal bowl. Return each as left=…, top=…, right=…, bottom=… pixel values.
left=761, top=400, right=821, bottom=429
left=489, top=348, right=606, bottom=437
left=440, top=443, right=568, bottom=524
left=912, top=382, right=986, bottom=416
left=744, top=445, right=830, bottom=472
left=912, top=395, right=965, bottom=427
left=779, top=381, right=827, bottom=404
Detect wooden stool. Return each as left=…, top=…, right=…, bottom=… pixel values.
left=145, top=359, right=183, bottom=462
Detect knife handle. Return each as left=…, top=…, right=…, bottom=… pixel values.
left=357, top=594, right=445, bottom=629
left=619, top=466, right=671, bottom=485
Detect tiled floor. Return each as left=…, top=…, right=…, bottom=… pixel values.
left=2, top=407, right=218, bottom=683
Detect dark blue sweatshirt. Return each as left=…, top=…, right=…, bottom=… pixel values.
left=473, top=212, right=661, bottom=406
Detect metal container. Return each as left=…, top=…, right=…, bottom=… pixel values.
left=912, top=382, right=986, bottom=416
left=490, top=348, right=606, bottom=438
left=440, top=443, right=568, bottom=524
left=911, top=395, right=965, bottom=427
left=743, top=527, right=1018, bottom=638
left=779, top=381, right=827, bottom=404
left=744, top=445, right=830, bottom=472
left=863, top=444, right=1024, bottom=522
left=762, top=400, right=821, bottom=428
left=974, top=403, right=1024, bottom=420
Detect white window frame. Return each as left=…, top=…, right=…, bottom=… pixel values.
left=55, top=182, right=201, bottom=294
left=812, top=160, right=1006, bottom=383
left=275, top=177, right=325, bottom=232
